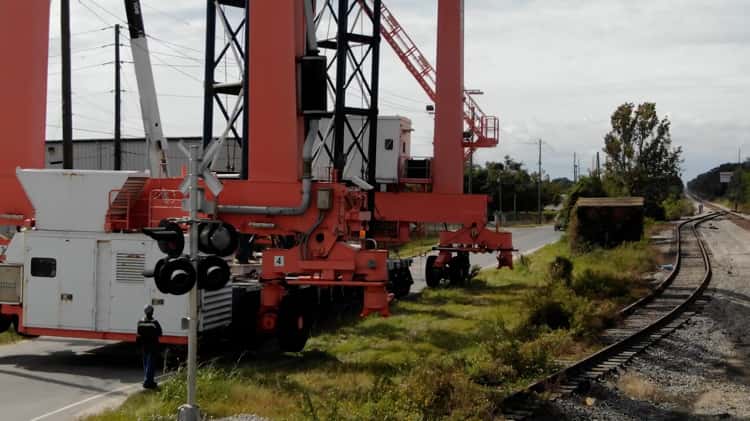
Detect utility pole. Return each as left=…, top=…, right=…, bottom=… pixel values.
left=736, top=147, right=741, bottom=212
left=537, top=138, right=542, bottom=225
left=114, top=24, right=122, bottom=170
left=596, top=152, right=600, bottom=178
left=573, top=152, right=577, bottom=182
left=61, top=0, right=73, bottom=169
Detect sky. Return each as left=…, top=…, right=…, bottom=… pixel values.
left=45, top=0, right=750, bottom=181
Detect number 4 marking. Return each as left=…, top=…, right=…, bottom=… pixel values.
left=273, top=256, right=285, bottom=267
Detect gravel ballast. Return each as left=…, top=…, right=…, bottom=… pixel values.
left=548, top=216, right=750, bottom=420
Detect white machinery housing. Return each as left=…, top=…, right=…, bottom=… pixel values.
left=312, top=115, right=412, bottom=184
left=0, top=169, right=233, bottom=341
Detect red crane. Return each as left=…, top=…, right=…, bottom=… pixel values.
left=359, top=0, right=500, bottom=159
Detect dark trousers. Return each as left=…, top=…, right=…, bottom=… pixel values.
left=143, top=351, right=156, bottom=387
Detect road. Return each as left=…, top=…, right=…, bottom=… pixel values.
left=0, top=337, right=148, bottom=420
left=409, top=224, right=562, bottom=292
left=0, top=225, right=560, bottom=420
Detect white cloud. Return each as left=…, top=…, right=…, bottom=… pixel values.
left=45, top=0, right=750, bottom=182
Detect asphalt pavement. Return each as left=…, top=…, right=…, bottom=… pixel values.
left=0, top=337, right=148, bottom=420
left=0, top=225, right=561, bottom=420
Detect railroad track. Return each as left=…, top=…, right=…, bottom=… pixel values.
left=499, top=212, right=722, bottom=420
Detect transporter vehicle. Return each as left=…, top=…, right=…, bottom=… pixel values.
left=0, top=0, right=513, bottom=352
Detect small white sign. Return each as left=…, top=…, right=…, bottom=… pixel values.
left=273, top=256, right=285, bottom=267
left=720, top=172, right=733, bottom=183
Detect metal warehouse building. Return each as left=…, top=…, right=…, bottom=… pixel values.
left=45, top=137, right=242, bottom=174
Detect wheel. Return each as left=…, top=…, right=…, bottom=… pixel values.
left=425, top=255, right=441, bottom=288
left=277, top=293, right=312, bottom=352
left=389, top=268, right=413, bottom=298
left=449, top=253, right=470, bottom=286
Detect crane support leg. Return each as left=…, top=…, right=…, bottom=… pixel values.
left=432, top=0, right=465, bottom=194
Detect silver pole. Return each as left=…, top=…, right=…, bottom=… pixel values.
left=179, top=145, right=201, bottom=421
left=188, top=145, right=199, bottom=406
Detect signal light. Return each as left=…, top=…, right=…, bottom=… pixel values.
left=142, top=220, right=184, bottom=258
left=197, top=255, right=231, bottom=291
left=198, top=222, right=239, bottom=257
left=156, top=257, right=196, bottom=296
left=143, top=219, right=237, bottom=295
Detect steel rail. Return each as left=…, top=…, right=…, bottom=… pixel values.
left=500, top=211, right=722, bottom=420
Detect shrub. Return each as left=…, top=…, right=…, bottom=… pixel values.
left=571, top=269, right=629, bottom=299
left=662, top=196, right=694, bottom=220
left=470, top=318, right=557, bottom=386
left=529, top=300, right=571, bottom=330
left=548, top=256, right=573, bottom=286
left=404, top=357, right=492, bottom=420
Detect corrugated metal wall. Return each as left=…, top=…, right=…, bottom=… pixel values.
left=45, top=138, right=242, bottom=174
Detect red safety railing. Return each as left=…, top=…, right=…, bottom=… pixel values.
left=106, top=189, right=133, bottom=231
left=147, top=189, right=184, bottom=227
left=358, top=0, right=500, bottom=158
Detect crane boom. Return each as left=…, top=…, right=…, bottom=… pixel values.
left=358, top=0, right=499, bottom=158
left=123, top=0, right=170, bottom=178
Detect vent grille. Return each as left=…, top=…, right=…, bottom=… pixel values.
left=116, top=253, right=145, bottom=283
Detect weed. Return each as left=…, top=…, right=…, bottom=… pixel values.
left=548, top=256, right=573, bottom=286
left=87, top=237, right=655, bottom=421
left=571, top=269, right=629, bottom=299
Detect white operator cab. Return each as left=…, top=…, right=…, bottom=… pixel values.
left=312, top=115, right=412, bottom=186
left=0, top=169, right=232, bottom=341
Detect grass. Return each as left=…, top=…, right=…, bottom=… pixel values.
left=388, top=235, right=438, bottom=258
left=0, top=330, right=22, bottom=345
left=88, top=237, right=656, bottom=421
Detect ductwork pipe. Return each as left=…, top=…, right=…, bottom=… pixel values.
left=218, top=110, right=319, bottom=217
left=217, top=0, right=320, bottom=217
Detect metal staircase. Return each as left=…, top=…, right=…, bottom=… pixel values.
left=358, top=0, right=499, bottom=159
left=106, top=175, right=148, bottom=231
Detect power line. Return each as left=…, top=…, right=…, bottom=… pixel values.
left=48, top=61, right=112, bottom=75
left=81, top=0, right=129, bottom=26
left=122, top=41, right=203, bottom=84
left=146, top=32, right=204, bottom=55
left=49, top=44, right=113, bottom=58
left=122, top=41, right=202, bottom=63
left=47, top=124, right=115, bottom=136
left=380, top=87, right=428, bottom=104
left=76, top=0, right=113, bottom=26
left=140, top=0, right=196, bottom=29
left=49, top=25, right=112, bottom=41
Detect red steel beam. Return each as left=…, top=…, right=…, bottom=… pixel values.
left=247, top=0, right=304, bottom=183
left=432, top=0, right=465, bottom=194
left=0, top=1, right=50, bottom=221
left=374, top=191, right=488, bottom=224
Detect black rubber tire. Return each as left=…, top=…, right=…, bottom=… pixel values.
left=277, top=294, right=311, bottom=353
left=425, top=255, right=441, bottom=288
left=449, top=254, right=470, bottom=286
left=395, top=268, right=413, bottom=297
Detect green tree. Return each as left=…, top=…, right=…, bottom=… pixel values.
left=602, top=102, right=683, bottom=217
